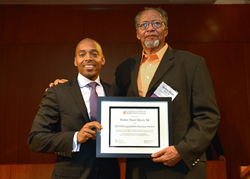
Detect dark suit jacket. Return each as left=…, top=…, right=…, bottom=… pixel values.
left=115, top=47, right=220, bottom=179
left=28, top=77, right=121, bottom=179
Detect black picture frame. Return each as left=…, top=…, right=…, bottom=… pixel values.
left=96, top=97, right=172, bottom=158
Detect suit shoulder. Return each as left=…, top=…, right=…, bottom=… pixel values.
left=172, top=49, right=204, bottom=61
left=102, top=81, right=123, bottom=96
left=166, top=49, right=205, bottom=69
left=116, top=54, right=140, bottom=69
left=102, top=81, right=119, bottom=90
left=101, top=81, right=113, bottom=88
left=49, top=79, right=74, bottom=92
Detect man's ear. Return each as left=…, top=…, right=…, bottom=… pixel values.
left=102, top=56, right=106, bottom=65
left=74, top=58, right=77, bottom=66
left=164, top=27, right=168, bottom=38
left=136, top=31, right=140, bottom=40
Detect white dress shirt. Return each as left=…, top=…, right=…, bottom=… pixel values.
left=72, top=73, right=105, bottom=152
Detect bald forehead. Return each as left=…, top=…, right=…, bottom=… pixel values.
left=75, top=39, right=103, bottom=56
left=76, top=39, right=101, bottom=50
left=139, top=9, right=163, bottom=22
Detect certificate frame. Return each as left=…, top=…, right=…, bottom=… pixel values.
left=96, top=97, right=172, bottom=158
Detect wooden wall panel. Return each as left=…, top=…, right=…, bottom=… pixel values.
left=0, top=165, right=11, bottom=179
left=0, top=45, right=21, bottom=164
left=206, top=161, right=227, bottom=179
left=81, top=6, right=138, bottom=44
left=0, top=44, right=78, bottom=164
left=2, top=5, right=84, bottom=44
left=0, top=4, right=249, bottom=179
left=240, top=6, right=250, bottom=42
left=243, top=43, right=250, bottom=131
left=11, top=164, right=54, bottom=179
left=0, top=6, right=3, bottom=44
left=164, top=5, right=242, bottom=43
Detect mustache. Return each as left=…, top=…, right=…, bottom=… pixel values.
left=145, top=34, right=158, bottom=38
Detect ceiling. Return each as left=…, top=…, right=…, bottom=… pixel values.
left=0, top=0, right=249, bottom=4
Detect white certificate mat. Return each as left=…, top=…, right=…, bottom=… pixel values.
left=110, top=107, right=160, bottom=147
left=96, top=97, right=172, bottom=158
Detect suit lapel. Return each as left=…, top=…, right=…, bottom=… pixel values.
left=69, top=78, right=90, bottom=123
left=146, top=47, right=175, bottom=97
left=131, top=55, right=141, bottom=97
left=102, top=82, right=113, bottom=96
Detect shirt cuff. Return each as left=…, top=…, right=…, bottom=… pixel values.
left=72, top=131, right=81, bottom=152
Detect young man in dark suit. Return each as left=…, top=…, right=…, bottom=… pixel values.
left=28, top=38, right=121, bottom=179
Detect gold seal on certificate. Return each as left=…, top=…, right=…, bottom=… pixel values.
left=96, top=97, right=172, bottom=158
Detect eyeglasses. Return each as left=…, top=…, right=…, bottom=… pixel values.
left=137, top=20, right=164, bottom=30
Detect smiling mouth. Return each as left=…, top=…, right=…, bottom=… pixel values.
left=83, top=64, right=96, bottom=70
left=84, top=65, right=95, bottom=67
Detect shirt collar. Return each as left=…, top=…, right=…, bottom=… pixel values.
left=77, top=73, right=101, bottom=88
left=142, top=43, right=169, bottom=60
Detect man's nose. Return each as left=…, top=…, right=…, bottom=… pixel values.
left=146, top=23, right=155, bottom=31
left=84, top=53, right=92, bottom=61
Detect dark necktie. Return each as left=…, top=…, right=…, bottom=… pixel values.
left=88, top=82, right=98, bottom=121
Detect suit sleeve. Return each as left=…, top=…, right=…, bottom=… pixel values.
left=175, top=58, right=220, bottom=169
left=28, top=87, right=75, bottom=158
left=211, top=132, right=225, bottom=156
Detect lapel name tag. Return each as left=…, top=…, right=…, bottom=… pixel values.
left=151, top=82, right=178, bottom=101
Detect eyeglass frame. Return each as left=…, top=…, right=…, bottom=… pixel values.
left=137, top=20, right=165, bottom=30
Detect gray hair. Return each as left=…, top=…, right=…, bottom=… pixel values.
left=135, top=7, right=168, bottom=31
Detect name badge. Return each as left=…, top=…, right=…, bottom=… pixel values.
left=151, top=82, right=178, bottom=101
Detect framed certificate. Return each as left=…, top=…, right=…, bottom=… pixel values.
left=96, top=97, right=172, bottom=158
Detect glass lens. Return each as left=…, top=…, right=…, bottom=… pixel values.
left=139, top=22, right=149, bottom=29
left=152, top=21, right=162, bottom=28
left=138, top=21, right=163, bottom=29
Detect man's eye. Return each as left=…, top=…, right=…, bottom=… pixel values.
left=91, top=53, right=98, bottom=57
left=141, top=23, right=148, bottom=27
left=79, top=53, right=86, bottom=57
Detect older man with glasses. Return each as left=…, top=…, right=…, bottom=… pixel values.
left=115, top=7, right=220, bottom=179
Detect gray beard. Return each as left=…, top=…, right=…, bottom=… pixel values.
left=144, top=39, right=160, bottom=48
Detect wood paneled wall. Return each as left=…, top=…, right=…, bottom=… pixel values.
left=0, top=4, right=249, bottom=179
